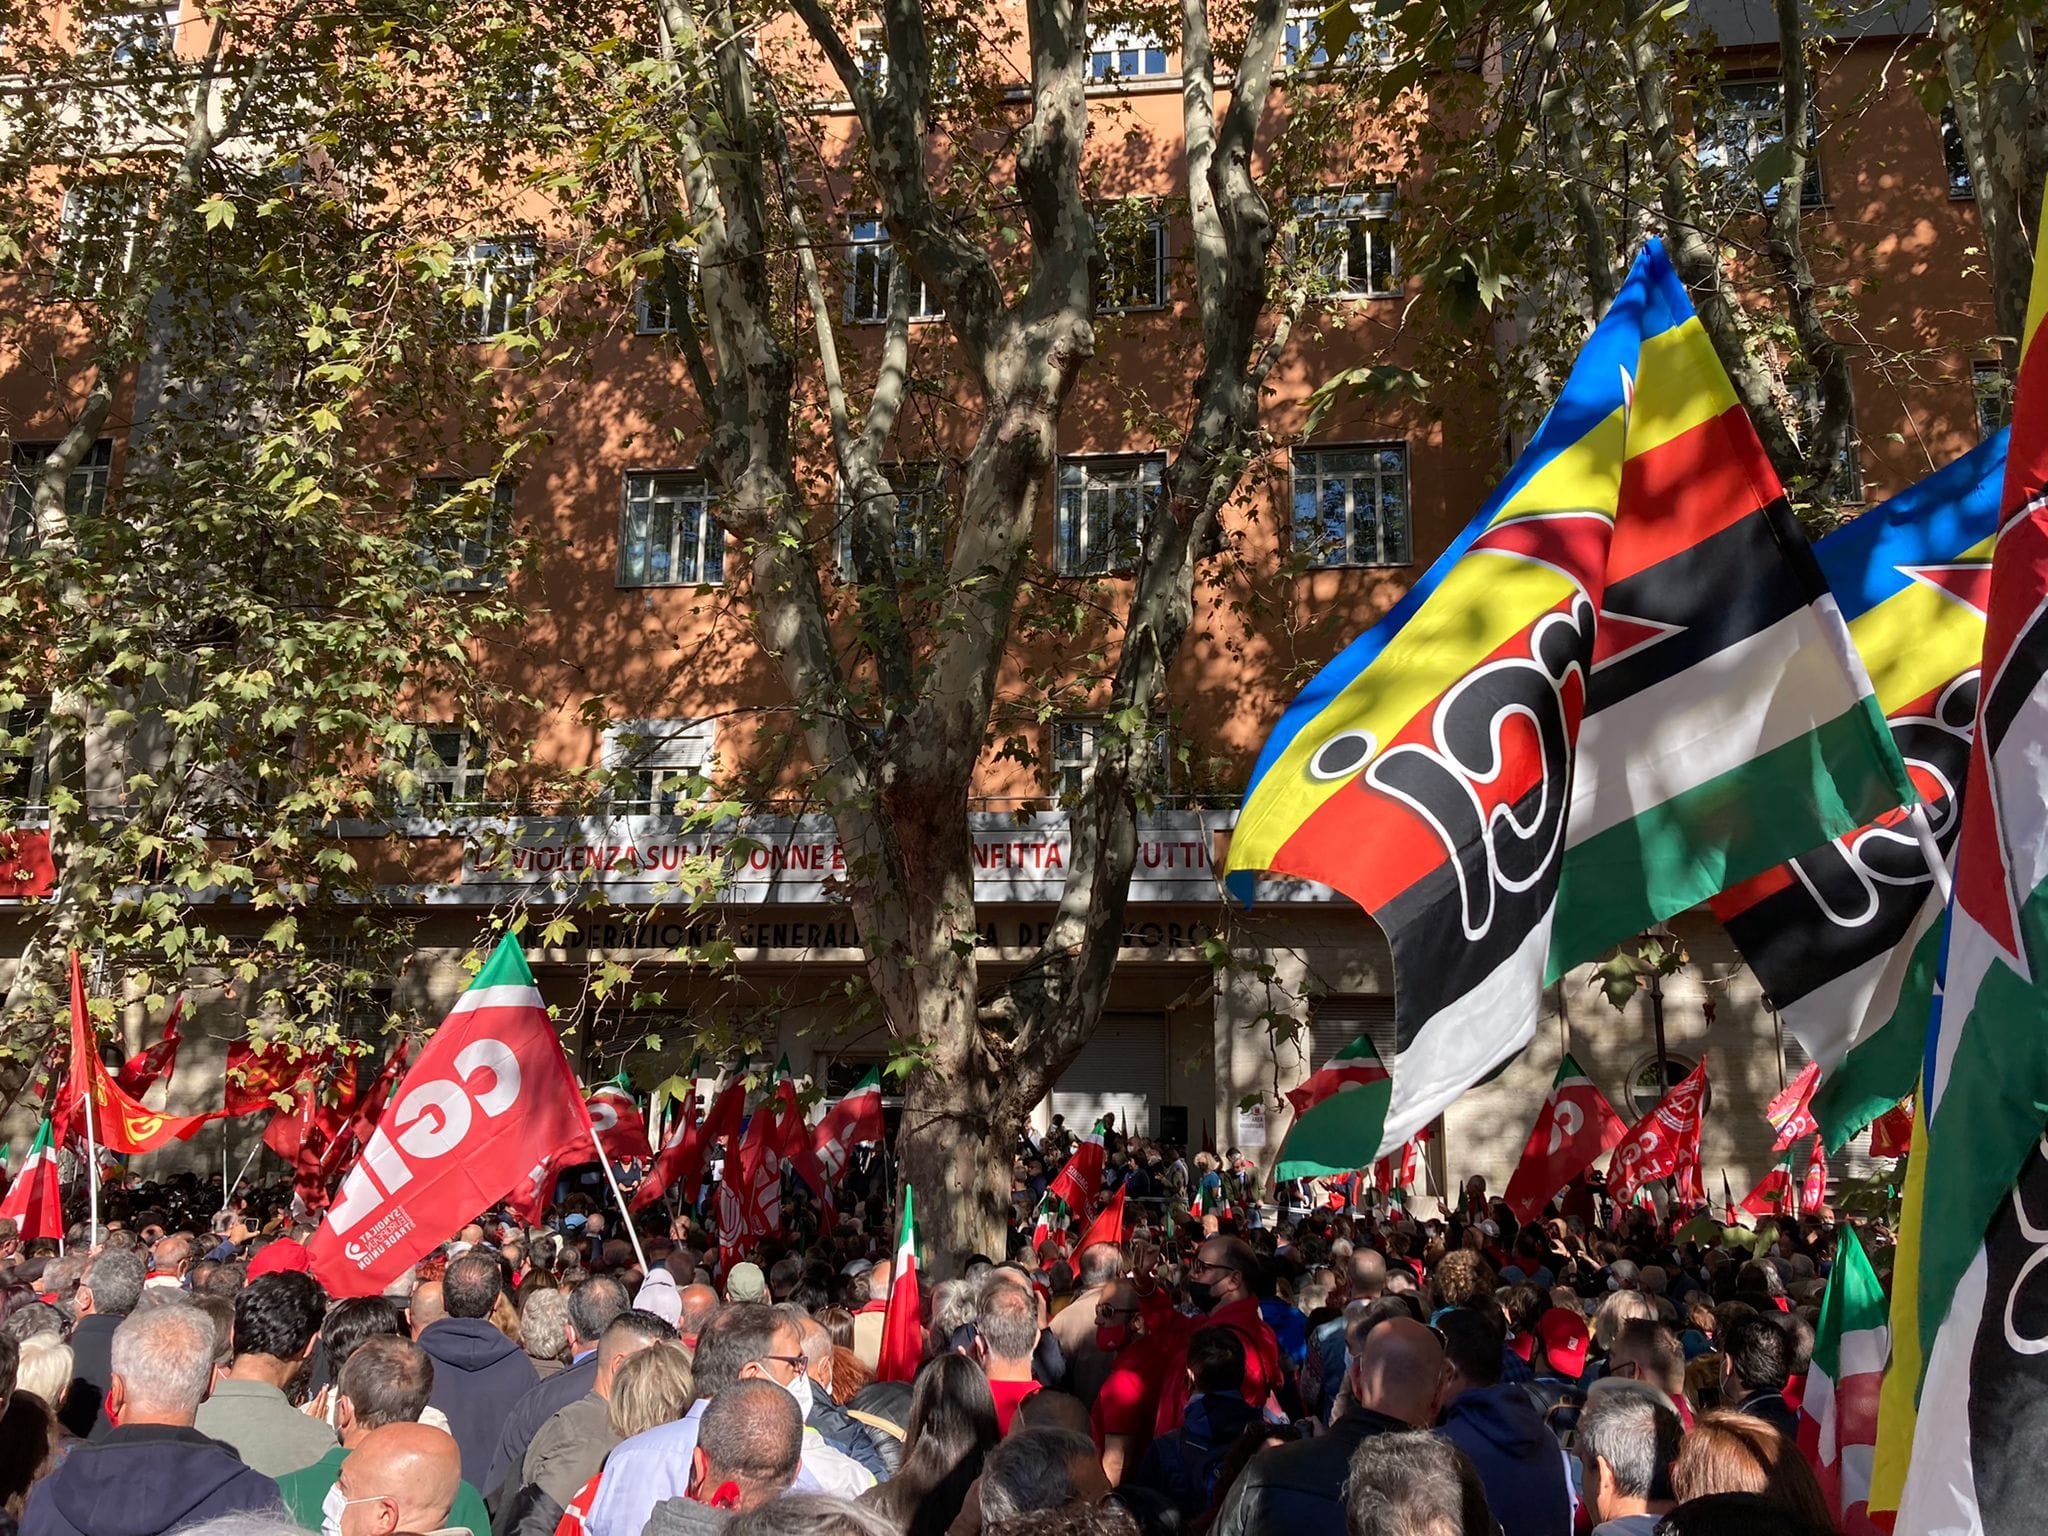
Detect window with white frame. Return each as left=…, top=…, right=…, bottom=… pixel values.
left=1695, top=80, right=1823, bottom=208
left=637, top=251, right=701, bottom=334
left=55, top=181, right=147, bottom=299
left=1791, top=375, right=1862, bottom=503
left=452, top=238, right=538, bottom=338
left=5, top=439, right=112, bottom=556
left=619, top=471, right=725, bottom=587
left=604, top=719, right=715, bottom=815
left=1941, top=104, right=1975, bottom=199
left=1056, top=456, right=1162, bottom=576
left=1975, top=361, right=2011, bottom=442
left=1096, top=214, right=1167, bottom=312
left=407, top=725, right=489, bottom=811
left=80, top=5, right=177, bottom=61
left=855, top=24, right=890, bottom=93
left=839, top=462, right=949, bottom=578
left=846, top=219, right=940, bottom=324
left=1088, top=25, right=1167, bottom=81
left=415, top=477, right=513, bottom=590
left=1282, top=4, right=1392, bottom=68
left=2, top=701, right=49, bottom=812
left=1297, top=190, right=1399, bottom=298
left=1292, top=444, right=1411, bottom=567
left=1050, top=718, right=1169, bottom=802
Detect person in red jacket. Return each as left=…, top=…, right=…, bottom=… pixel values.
left=1152, top=1237, right=1282, bottom=1438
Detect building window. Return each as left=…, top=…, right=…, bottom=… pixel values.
left=1976, top=361, right=2011, bottom=441
left=5, top=439, right=112, bottom=556
left=54, top=181, right=147, bottom=299
left=1292, top=444, right=1411, bottom=567
left=453, top=238, right=538, bottom=338
left=620, top=471, right=725, bottom=587
left=415, top=477, right=513, bottom=591
left=1282, top=4, right=1391, bottom=68
left=1940, top=104, right=1974, bottom=199
left=838, top=462, right=950, bottom=578
left=1297, top=191, right=1399, bottom=298
left=636, top=252, right=700, bottom=334
left=1050, top=718, right=1169, bottom=802
left=604, top=719, right=715, bottom=815
left=1624, top=1052, right=1708, bottom=1120
left=1056, top=455, right=1162, bottom=576
left=855, top=24, right=889, bottom=92
left=1695, top=79, right=1823, bottom=209
left=1096, top=215, right=1167, bottom=312
left=2, top=701, right=50, bottom=811
left=407, top=725, right=488, bottom=811
left=80, top=5, right=177, bottom=61
left=846, top=219, right=940, bottom=324
left=1791, top=375, right=1862, bottom=502
left=1088, top=26, right=1167, bottom=81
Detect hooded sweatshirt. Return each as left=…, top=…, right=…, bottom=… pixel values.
left=21, top=1423, right=281, bottom=1536
left=1436, top=1384, right=1574, bottom=1536
left=420, top=1316, right=540, bottom=1487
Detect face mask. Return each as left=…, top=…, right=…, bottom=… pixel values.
left=1185, top=1279, right=1217, bottom=1312
left=320, top=1484, right=346, bottom=1536
left=1096, top=1323, right=1131, bottom=1352
left=784, top=1370, right=815, bottom=1420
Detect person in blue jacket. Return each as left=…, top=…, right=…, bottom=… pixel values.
left=1433, top=1306, right=1575, bottom=1536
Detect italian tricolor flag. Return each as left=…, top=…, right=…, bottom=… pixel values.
left=876, top=1186, right=922, bottom=1383
left=1276, top=1034, right=1392, bottom=1182
left=0, top=1118, right=63, bottom=1241
left=1799, top=1227, right=1887, bottom=1534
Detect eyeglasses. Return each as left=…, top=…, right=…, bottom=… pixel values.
left=1096, top=1303, right=1141, bottom=1320
left=757, top=1353, right=808, bottom=1373
left=1188, top=1260, right=1239, bottom=1278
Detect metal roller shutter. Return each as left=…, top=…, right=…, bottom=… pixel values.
left=1294, top=994, right=1445, bottom=1198
left=1049, top=1011, right=1169, bottom=1138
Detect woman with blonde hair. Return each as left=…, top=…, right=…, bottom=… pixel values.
left=1592, top=1288, right=1659, bottom=1354
left=553, top=1343, right=698, bottom=1533
left=1670, top=1409, right=1834, bottom=1530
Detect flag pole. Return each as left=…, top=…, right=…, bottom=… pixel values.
left=83, top=1070, right=100, bottom=1249
left=1908, top=804, right=1954, bottom=907
left=226, top=1136, right=267, bottom=1203
left=588, top=1123, right=650, bottom=1272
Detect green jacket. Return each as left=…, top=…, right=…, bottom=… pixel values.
left=273, top=1443, right=491, bottom=1535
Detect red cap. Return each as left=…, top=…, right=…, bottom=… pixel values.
left=1536, top=1307, right=1590, bottom=1378
left=246, top=1239, right=311, bottom=1278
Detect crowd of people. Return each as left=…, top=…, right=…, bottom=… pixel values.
left=0, top=1143, right=1862, bottom=1536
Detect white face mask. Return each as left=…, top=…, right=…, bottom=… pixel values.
left=320, top=1483, right=346, bottom=1536
left=784, top=1370, right=814, bottom=1421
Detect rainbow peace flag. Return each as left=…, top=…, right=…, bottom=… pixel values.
left=1713, top=431, right=2004, bottom=1150
left=1224, top=240, right=1912, bottom=1159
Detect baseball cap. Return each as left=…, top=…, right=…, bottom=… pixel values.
left=1536, top=1307, right=1591, bottom=1378
left=246, top=1239, right=311, bottom=1278
left=726, top=1261, right=766, bottom=1302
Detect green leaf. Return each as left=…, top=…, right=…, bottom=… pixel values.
left=1747, top=137, right=1797, bottom=194
left=199, top=195, right=236, bottom=230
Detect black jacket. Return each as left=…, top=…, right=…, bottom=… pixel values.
left=1736, top=1389, right=1800, bottom=1442
left=20, top=1423, right=281, bottom=1536
left=1210, top=1405, right=1411, bottom=1536
left=485, top=1351, right=600, bottom=1503
left=420, top=1317, right=541, bottom=1489
left=61, top=1313, right=122, bottom=1441
left=810, top=1395, right=899, bottom=1478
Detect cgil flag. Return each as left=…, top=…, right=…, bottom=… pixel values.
left=0, top=1118, right=63, bottom=1240
left=1799, top=1226, right=1888, bottom=1535
left=586, top=1084, right=654, bottom=1165
left=876, top=1186, right=923, bottom=1383
left=1802, top=1136, right=1829, bottom=1213
left=1504, top=1052, right=1629, bottom=1221
left=813, top=1067, right=885, bottom=1187
left=1879, top=184, right=2048, bottom=1535
left=1713, top=433, right=2005, bottom=1152
left=1766, top=1060, right=1822, bottom=1152
left=1032, top=1117, right=1109, bottom=1248
left=1275, top=1034, right=1394, bottom=1181
left=1223, top=240, right=1912, bottom=1159
left=718, top=1077, right=784, bottom=1268
left=307, top=934, right=594, bottom=1297
left=1074, top=1184, right=1130, bottom=1253
left=1607, top=1056, right=1708, bottom=1204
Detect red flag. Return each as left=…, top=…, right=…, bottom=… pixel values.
left=1802, top=1137, right=1829, bottom=1212
left=1031, top=1118, right=1107, bottom=1247
left=1740, top=1149, right=1798, bottom=1217
left=0, top=1119, right=63, bottom=1240
left=262, top=1050, right=346, bottom=1162
left=307, top=935, right=595, bottom=1297
left=718, top=1090, right=784, bottom=1267
left=224, top=1037, right=321, bottom=1116
left=317, top=1040, right=411, bottom=1191
left=586, top=1084, right=653, bottom=1164
left=1767, top=1061, right=1822, bottom=1152
left=636, top=1074, right=742, bottom=1212
left=115, top=996, right=183, bottom=1099
left=1504, top=1053, right=1629, bottom=1221
left=771, top=1078, right=832, bottom=1213
left=64, top=952, right=215, bottom=1155
left=1867, top=1099, right=1913, bottom=1159
left=1723, top=1171, right=1740, bottom=1227
left=876, top=1187, right=922, bottom=1383
left=1373, top=1131, right=1427, bottom=1197
left=812, top=1067, right=884, bottom=1189
left=1606, top=1056, right=1709, bottom=1203
left=1073, top=1184, right=1128, bottom=1253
